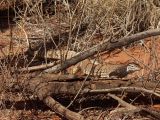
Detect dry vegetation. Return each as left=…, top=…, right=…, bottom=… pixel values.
left=0, top=0, right=160, bottom=120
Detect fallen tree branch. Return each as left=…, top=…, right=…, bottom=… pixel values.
left=43, top=96, right=85, bottom=120
left=87, top=87, right=160, bottom=98
left=108, top=93, right=140, bottom=115
left=44, top=28, right=160, bottom=73
left=22, top=76, right=160, bottom=120
left=35, top=73, right=89, bottom=82
left=108, top=93, right=137, bottom=110
left=18, top=62, right=57, bottom=72
left=141, top=107, right=160, bottom=119
left=24, top=76, right=160, bottom=101
left=108, top=93, right=160, bottom=119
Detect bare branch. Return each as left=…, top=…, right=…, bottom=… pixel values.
left=108, top=93, right=137, bottom=109
left=108, top=93, right=140, bottom=115
left=18, top=62, right=56, bottom=72
left=45, top=29, right=160, bottom=73
left=43, top=96, right=85, bottom=120
left=87, top=87, right=160, bottom=98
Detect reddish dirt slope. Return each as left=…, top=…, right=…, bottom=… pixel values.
left=101, top=37, right=160, bottom=77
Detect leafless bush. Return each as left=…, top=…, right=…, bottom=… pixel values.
left=80, top=0, right=160, bottom=37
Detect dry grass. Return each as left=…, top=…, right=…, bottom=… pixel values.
left=2, top=0, right=159, bottom=49
left=82, top=0, right=160, bottom=37
left=49, top=0, right=160, bottom=52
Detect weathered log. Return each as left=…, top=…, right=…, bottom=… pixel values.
left=24, top=73, right=160, bottom=100
left=19, top=73, right=160, bottom=120
left=20, top=73, right=160, bottom=120
left=22, top=73, right=92, bottom=120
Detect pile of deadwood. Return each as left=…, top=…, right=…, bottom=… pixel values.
left=0, top=1, right=159, bottom=120
left=1, top=23, right=160, bottom=120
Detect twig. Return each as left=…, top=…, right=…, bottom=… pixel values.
left=108, top=93, right=137, bottom=109
left=18, top=62, right=57, bottom=72
left=141, top=107, right=160, bottom=119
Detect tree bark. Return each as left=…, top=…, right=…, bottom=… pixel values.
left=24, top=74, right=160, bottom=99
